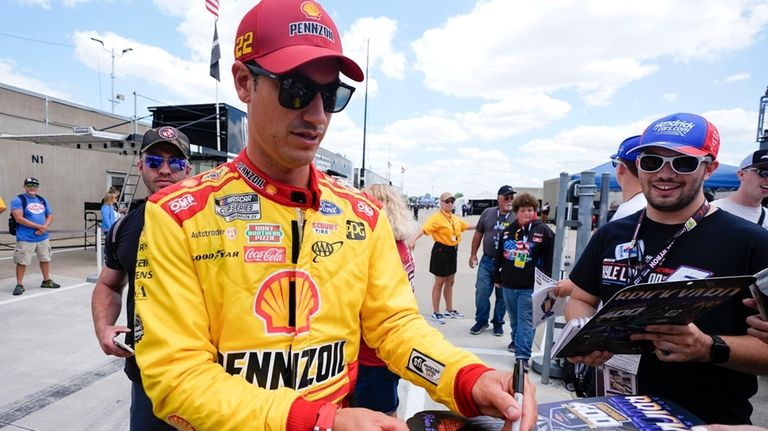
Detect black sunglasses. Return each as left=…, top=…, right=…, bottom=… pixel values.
left=443, top=198, right=456, bottom=203
left=744, top=168, right=768, bottom=178
left=144, top=155, right=188, bottom=172
left=246, top=63, right=355, bottom=113
left=637, top=153, right=711, bottom=175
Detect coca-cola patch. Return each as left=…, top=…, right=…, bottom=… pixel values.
left=243, top=246, right=287, bottom=263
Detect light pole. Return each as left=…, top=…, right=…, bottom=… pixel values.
left=91, top=38, right=132, bottom=114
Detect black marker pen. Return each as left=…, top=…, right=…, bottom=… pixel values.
left=512, top=359, right=526, bottom=431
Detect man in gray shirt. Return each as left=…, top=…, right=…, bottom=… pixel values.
left=711, top=148, right=768, bottom=229
left=468, top=185, right=515, bottom=336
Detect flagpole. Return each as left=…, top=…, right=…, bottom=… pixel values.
left=215, top=80, right=221, bottom=153
left=360, top=39, right=369, bottom=188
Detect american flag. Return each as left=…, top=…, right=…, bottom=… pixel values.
left=205, top=0, right=219, bottom=17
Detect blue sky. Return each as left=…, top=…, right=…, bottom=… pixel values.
left=2, top=0, right=768, bottom=197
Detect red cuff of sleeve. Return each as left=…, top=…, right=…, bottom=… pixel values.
left=454, top=364, right=494, bottom=417
left=287, top=397, right=324, bottom=431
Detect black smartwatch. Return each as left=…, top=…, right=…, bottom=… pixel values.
left=709, top=334, right=730, bottom=364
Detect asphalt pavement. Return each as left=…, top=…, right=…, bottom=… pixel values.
left=0, top=210, right=765, bottom=430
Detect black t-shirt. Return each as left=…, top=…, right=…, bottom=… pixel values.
left=105, top=200, right=146, bottom=382
left=569, top=208, right=768, bottom=424
left=495, top=220, right=554, bottom=288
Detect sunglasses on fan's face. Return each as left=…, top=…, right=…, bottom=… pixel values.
left=246, top=63, right=355, bottom=113
left=443, top=198, right=456, bottom=204
left=143, top=155, right=188, bottom=172
left=744, top=167, right=768, bottom=178
left=637, top=153, right=711, bottom=175
left=610, top=157, right=626, bottom=168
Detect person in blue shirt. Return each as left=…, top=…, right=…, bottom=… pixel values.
left=10, top=177, right=60, bottom=295
left=100, top=192, right=120, bottom=234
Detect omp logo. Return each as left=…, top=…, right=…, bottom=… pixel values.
left=311, top=241, right=342, bottom=262
left=346, top=220, right=366, bottom=240
left=169, top=194, right=196, bottom=213
left=254, top=270, right=319, bottom=334
left=407, top=349, right=444, bottom=385
left=356, top=201, right=374, bottom=218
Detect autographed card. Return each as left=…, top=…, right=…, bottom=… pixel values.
left=532, top=269, right=565, bottom=326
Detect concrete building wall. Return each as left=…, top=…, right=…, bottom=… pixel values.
left=0, top=84, right=151, bottom=236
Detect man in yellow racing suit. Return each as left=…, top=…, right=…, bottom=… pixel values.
left=135, top=0, right=535, bottom=430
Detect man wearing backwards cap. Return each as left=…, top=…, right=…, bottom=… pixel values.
left=10, top=177, right=58, bottom=295
left=711, top=148, right=768, bottom=230
left=610, top=135, right=647, bottom=221
left=91, top=126, right=190, bottom=431
left=134, top=1, right=535, bottom=430
left=565, top=113, right=768, bottom=424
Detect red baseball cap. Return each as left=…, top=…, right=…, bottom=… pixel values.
left=234, top=0, right=364, bottom=82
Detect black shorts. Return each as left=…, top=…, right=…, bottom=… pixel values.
left=429, top=242, right=458, bottom=277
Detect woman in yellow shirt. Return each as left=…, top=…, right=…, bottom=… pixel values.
left=409, top=192, right=475, bottom=324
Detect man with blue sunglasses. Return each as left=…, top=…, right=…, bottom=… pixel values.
left=564, top=113, right=768, bottom=425
left=91, top=126, right=190, bottom=431
left=133, top=1, right=536, bottom=430
left=712, top=149, right=768, bottom=230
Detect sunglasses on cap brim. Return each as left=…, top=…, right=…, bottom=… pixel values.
left=245, top=63, right=355, bottom=113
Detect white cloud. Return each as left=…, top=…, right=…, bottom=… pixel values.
left=344, top=17, right=407, bottom=81
left=703, top=108, right=760, bottom=166
left=662, top=93, right=678, bottom=103
left=723, top=73, right=751, bottom=83
left=411, top=0, right=768, bottom=105
left=17, top=0, right=51, bottom=9
left=0, top=59, right=71, bottom=99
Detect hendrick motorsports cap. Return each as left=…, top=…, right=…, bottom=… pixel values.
left=234, top=0, right=364, bottom=81
left=497, top=185, right=516, bottom=196
left=140, top=126, right=191, bottom=159
left=24, top=177, right=40, bottom=186
left=630, top=113, right=720, bottom=159
left=739, top=148, right=768, bottom=170
left=610, top=135, right=641, bottom=162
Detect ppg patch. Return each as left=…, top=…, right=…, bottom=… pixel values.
left=346, top=220, right=366, bottom=240
left=406, top=349, right=444, bottom=385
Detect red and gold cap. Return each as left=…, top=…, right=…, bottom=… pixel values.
left=234, top=0, right=364, bottom=82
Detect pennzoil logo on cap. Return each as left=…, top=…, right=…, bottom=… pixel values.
left=158, top=126, right=179, bottom=141
left=290, top=1, right=334, bottom=42
left=300, top=1, right=322, bottom=19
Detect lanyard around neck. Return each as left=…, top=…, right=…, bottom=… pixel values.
left=627, top=200, right=710, bottom=286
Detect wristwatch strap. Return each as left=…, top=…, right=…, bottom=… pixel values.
left=709, top=334, right=730, bottom=364
left=313, top=402, right=338, bottom=431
